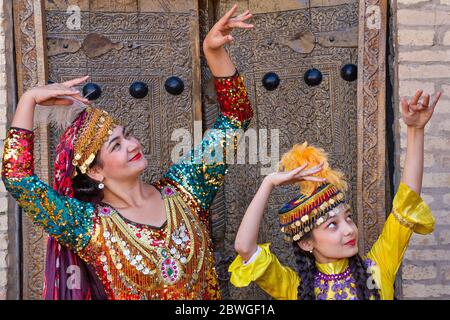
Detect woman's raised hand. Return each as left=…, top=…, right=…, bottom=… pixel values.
left=265, top=162, right=326, bottom=187
left=203, top=4, right=253, bottom=51
left=24, top=75, right=91, bottom=107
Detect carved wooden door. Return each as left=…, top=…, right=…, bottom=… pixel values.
left=18, top=0, right=202, bottom=300
left=13, top=0, right=387, bottom=299
left=206, top=0, right=369, bottom=300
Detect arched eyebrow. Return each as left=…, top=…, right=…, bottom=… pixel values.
left=107, top=127, right=125, bottom=149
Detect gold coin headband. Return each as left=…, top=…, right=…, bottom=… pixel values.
left=278, top=183, right=348, bottom=242
left=72, top=107, right=118, bottom=176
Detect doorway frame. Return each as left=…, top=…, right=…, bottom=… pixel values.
left=8, top=0, right=389, bottom=299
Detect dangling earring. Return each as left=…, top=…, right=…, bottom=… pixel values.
left=309, top=249, right=313, bottom=253
left=98, top=182, right=104, bottom=189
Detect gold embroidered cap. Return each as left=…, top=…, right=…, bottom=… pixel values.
left=277, top=142, right=349, bottom=242
left=72, top=107, right=118, bottom=175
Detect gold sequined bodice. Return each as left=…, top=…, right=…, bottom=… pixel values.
left=79, top=184, right=220, bottom=300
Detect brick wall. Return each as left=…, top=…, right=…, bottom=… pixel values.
left=0, top=0, right=8, bottom=300
left=396, top=0, right=450, bottom=299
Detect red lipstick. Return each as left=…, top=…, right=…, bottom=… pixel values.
left=345, top=239, right=356, bottom=247
left=130, top=153, right=142, bottom=161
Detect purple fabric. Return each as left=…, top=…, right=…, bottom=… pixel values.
left=43, top=111, right=107, bottom=300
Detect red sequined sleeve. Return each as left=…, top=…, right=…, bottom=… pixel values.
left=214, top=71, right=253, bottom=125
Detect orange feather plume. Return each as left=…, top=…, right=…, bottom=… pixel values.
left=277, top=142, right=348, bottom=196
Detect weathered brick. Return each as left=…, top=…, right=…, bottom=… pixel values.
left=399, top=80, right=435, bottom=97
left=444, top=193, right=450, bottom=206
left=441, top=156, right=450, bottom=168
left=399, top=65, right=450, bottom=79
left=443, top=266, right=450, bottom=280
left=400, top=152, right=434, bottom=168
left=0, top=105, right=7, bottom=123
left=433, top=99, right=450, bottom=114
left=399, top=50, right=450, bottom=62
left=398, top=30, right=435, bottom=46
left=444, top=31, right=450, bottom=45
left=402, top=263, right=437, bottom=280
left=0, top=214, right=6, bottom=231
left=405, top=249, right=450, bottom=260
left=0, top=233, right=7, bottom=250
left=0, top=270, right=6, bottom=287
left=421, top=193, right=435, bottom=205
left=410, top=233, right=437, bottom=246
left=0, top=197, right=7, bottom=212
left=399, top=0, right=432, bottom=4
left=438, top=229, right=450, bottom=245
left=0, top=250, right=6, bottom=267
left=424, top=136, right=450, bottom=151
left=398, top=10, right=450, bottom=26
left=0, top=88, right=6, bottom=105
left=403, top=284, right=450, bottom=298
left=433, top=210, right=450, bottom=225
left=423, top=173, right=450, bottom=188
left=438, top=119, right=450, bottom=132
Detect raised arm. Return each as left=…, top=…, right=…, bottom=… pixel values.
left=228, top=164, right=324, bottom=299
left=203, top=4, right=253, bottom=77
left=234, top=163, right=324, bottom=261
left=164, top=5, right=254, bottom=211
left=401, top=90, right=442, bottom=194
left=368, top=90, right=442, bottom=299
left=2, top=77, right=95, bottom=252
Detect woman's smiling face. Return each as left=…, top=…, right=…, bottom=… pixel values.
left=95, top=125, right=148, bottom=183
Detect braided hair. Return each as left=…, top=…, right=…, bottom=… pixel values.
left=293, top=234, right=380, bottom=300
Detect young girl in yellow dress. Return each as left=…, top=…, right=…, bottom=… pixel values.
left=229, top=90, right=442, bottom=300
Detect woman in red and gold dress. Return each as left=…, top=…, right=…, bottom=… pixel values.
left=2, top=5, right=253, bottom=300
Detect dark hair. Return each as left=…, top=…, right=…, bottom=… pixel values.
left=293, top=234, right=380, bottom=300
left=72, top=153, right=104, bottom=204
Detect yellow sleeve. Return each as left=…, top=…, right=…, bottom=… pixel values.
left=367, top=182, right=435, bottom=299
left=228, top=243, right=300, bottom=300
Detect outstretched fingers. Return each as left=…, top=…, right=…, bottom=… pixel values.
left=401, top=97, right=410, bottom=115
left=430, top=91, right=443, bottom=110
left=52, top=98, right=75, bottom=106
left=219, top=4, right=238, bottom=25
left=54, top=89, right=90, bottom=105
left=299, top=162, right=325, bottom=176
left=410, top=89, right=423, bottom=106
left=227, top=20, right=254, bottom=29
left=302, top=176, right=327, bottom=182
left=422, top=94, right=430, bottom=108
left=289, top=163, right=309, bottom=175
left=62, top=75, right=90, bottom=88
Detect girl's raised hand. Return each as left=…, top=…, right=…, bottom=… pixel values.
left=266, top=162, right=326, bottom=187
left=203, top=4, right=253, bottom=51
left=24, top=75, right=91, bottom=107
left=401, top=90, right=443, bottom=129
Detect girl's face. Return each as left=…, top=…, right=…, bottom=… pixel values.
left=95, top=125, right=148, bottom=183
left=298, top=203, right=359, bottom=264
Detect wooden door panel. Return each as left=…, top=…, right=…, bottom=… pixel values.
left=216, top=0, right=359, bottom=299
left=18, top=0, right=201, bottom=299
left=12, top=0, right=387, bottom=299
